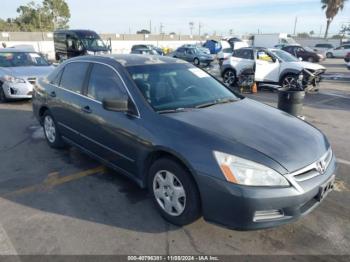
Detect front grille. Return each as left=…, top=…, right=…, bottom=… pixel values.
left=290, top=148, right=333, bottom=182
left=27, top=77, right=37, bottom=85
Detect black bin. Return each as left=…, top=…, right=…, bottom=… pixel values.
left=277, top=88, right=305, bottom=117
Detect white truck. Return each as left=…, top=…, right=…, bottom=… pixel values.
left=252, top=33, right=297, bottom=48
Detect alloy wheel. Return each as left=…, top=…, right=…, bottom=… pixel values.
left=223, top=70, right=236, bottom=86
left=282, top=76, right=298, bottom=89
left=153, top=170, right=186, bottom=216
left=44, top=115, right=56, bottom=143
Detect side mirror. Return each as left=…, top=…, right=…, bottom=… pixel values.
left=102, top=97, right=128, bottom=112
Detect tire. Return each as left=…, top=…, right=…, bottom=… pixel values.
left=222, top=69, right=237, bottom=87
left=307, top=57, right=314, bottom=63
left=148, top=158, right=201, bottom=226
left=55, top=53, right=60, bottom=61
left=280, top=74, right=299, bottom=90
left=0, top=85, right=7, bottom=103
left=43, top=111, right=66, bottom=149
left=193, top=58, right=200, bottom=66
left=326, top=52, right=333, bottom=58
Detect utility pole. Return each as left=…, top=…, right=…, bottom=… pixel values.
left=319, top=25, right=322, bottom=37
left=159, top=23, right=164, bottom=34
left=293, top=16, right=298, bottom=36
left=198, top=22, right=202, bottom=37
left=149, top=20, right=152, bottom=34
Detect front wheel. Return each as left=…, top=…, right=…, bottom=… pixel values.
left=148, top=158, right=201, bottom=226
left=193, top=58, right=200, bottom=66
left=223, top=69, right=237, bottom=87
left=326, top=52, right=333, bottom=58
left=0, top=86, right=7, bottom=103
left=43, top=111, right=66, bottom=148
left=280, top=74, right=299, bottom=90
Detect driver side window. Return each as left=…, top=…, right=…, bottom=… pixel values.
left=257, top=51, right=274, bottom=62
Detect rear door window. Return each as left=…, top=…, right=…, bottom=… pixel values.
left=60, top=62, right=89, bottom=94
left=87, top=64, right=126, bottom=102
left=233, top=49, right=253, bottom=60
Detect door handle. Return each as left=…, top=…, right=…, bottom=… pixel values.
left=81, top=105, right=92, bottom=114
left=49, top=91, right=56, bottom=97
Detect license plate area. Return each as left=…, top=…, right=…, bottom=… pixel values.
left=316, top=175, right=335, bottom=202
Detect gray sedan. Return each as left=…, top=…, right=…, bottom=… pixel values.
left=172, top=47, right=214, bottom=66
left=0, top=48, right=54, bottom=102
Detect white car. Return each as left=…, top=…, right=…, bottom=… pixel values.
left=217, top=40, right=248, bottom=66
left=326, top=44, right=350, bottom=58
left=220, top=47, right=326, bottom=89
left=0, top=48, right=54, bottom=101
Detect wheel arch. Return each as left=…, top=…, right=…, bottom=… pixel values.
left=221, top=66, right=237, bottom=78
left=279, top=69, right=301, bottom=84
left=38, top=106, right=50, bottom=124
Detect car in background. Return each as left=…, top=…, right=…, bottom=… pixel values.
left=0, top=48, right=54, bottom=102
left=313, top=43, right=334, bottom=54
left=180, top=44, right=210, bottom=54
left=217, top=40, right=249, bottom=66
left=130, top=48, right=159, bottom=55
left=131, top=44, right=164, bottom=55
left=171, top=46, right=214, bottom=66
left=325, top=44, right=350, bottom=58
left=54, top=30, right=111, bottom=61
left=32, top=54, right=336, bottom=230
left=221, top=47, right=325, bottom=89
left=282, top=45, right=324, bottom=63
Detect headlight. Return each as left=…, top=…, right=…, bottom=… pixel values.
left=3, top=75, right=25, bottom=83
left=213, top=151, right=290, bottom=186
left=86, top=50, right=95, bottom=55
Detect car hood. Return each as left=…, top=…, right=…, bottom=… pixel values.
left=0, top=66, right=55, bottom=78
left=166, top=98, right=328, bottom=172
left=290, top=61, right=325, bottom=71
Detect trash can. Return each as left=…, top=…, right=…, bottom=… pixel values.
left=277, top=88, right=305, bottom=117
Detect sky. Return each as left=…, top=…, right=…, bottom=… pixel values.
left=0, top=0, right=349, bottom=36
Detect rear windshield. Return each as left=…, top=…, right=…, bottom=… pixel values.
left=0, top=52, right=50, bottom=67
left=126, top=63, right=238, bottom=112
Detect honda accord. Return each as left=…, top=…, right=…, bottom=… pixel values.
left=32, top=55, right=336, bottom=230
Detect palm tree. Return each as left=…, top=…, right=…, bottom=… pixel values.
left=321, top=0, right=348, bottom=38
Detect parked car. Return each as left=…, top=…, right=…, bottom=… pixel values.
left=313, top=43, right=334, bottom=54
left=33, top=54, right=336, bottom=230
left=325, top=44, right=350, bottom=58
left=180, top=44, right=210, bottom=54
left=282, top=45, right=324, bottom=62
left=221, top=47, right=326, bottom=89
left=0, top=48, right=54, bottom=102
left=131, top=44, right=164, bottom=55
left=172, top=47, right=214, bottom=66
left=130, top=48, right=159, bottom=55
left=217, top=40, right=249, bottom=66
left=54, top=30, right=111, bottom=61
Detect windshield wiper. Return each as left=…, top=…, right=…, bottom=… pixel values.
left=195, top=98, right=236, bottom=109
left=157, top=108, right=192, bottom=114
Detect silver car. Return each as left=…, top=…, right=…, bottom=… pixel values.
left=0, top=48, right=54, bottom=101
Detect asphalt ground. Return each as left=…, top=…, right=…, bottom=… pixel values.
left=0, top=60, right=349, bottom=257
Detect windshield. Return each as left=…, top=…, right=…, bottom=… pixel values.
left=127, top=63, right=238, bottom=112
left=270, top=49, right=299, bottom=62
left=80, top=37, right=107, bottom=51
left=0, top=52, right=50, bottom=67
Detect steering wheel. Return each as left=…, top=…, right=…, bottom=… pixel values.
left=181, top=85, right=201, bottom=96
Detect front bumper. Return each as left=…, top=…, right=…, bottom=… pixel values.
left=2, top=82, right=33, bottom=99
left=196, top=155, right=337, bottom=230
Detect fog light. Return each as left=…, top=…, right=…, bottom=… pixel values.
left=10, top=87, right=17, bottom=95
left=253, top=210, right=284, bottom=222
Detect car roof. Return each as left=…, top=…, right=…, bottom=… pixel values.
left=0, top=48, right=37, bottom=53
left=70, top=54, right=187, bottom=67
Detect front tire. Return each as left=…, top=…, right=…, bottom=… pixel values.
left=222, top=69, right=237, bottom=87
left=193, top=58, right=200, bottom=66
left=326, top=52, right=333, bottom=58
left=280, top=74, right=299, bottom=90
left=43, top=111, right=66, bottom=148
left=148, top=158, right=201, bottom=226
left=0, top=85, right=7, bottom=103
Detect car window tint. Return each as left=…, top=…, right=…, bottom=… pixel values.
left=60, top=62, right=89, bottom=93
left=50, top=69, right=63, bottom=86
left=233, top=49, right=253, bottom=60
left=87, top=64, right=126, bottom=102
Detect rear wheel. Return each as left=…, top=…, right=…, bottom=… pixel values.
left=223, top=69, right=237, bottom=87
left=43, top=111, right=66, bottom=148
left=307, top=57, right=314, bottom=62
left=148, top=158, right=201, bottom=226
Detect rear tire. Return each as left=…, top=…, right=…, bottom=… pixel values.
left=148, top=158, right=201, bottom=226
left=193, top=58, right=200, bottom=66
left=43, top=111, right=66, bottom=149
